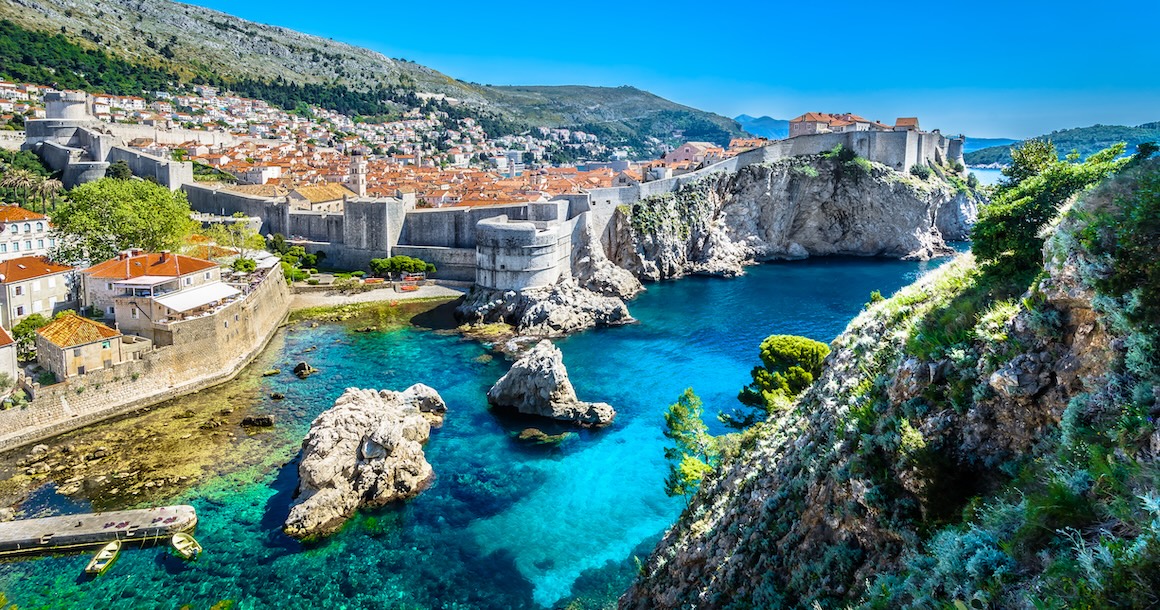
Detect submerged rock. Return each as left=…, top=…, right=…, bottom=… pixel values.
left=487, top=340, right=615, bottom=427
left=284, top=384, right=447, bottom=539
left=293, top=362, right=317, bottom=379
left=515, top=428, right=574, bottom=446
left=242, top=414, right=276, bottom=427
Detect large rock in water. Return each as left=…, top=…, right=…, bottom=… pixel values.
left=283, top=384, right=447, bottom=539
left=487, top=340, right=615, bottom=426
left=455, top=278, right=634, bottom=337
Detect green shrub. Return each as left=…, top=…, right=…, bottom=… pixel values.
left=973, top=142, right=1128, bottom=278
left=306, top=278, right=320, bottom=286
left=231, top=257, right=257, bottom=273
left=36, top=371, right=56, bottom=386
left=910, top=164, right=933, bottom=180
left=725, top=335, right=830, bottom=428
left=369, top=255, right=436, bottom=276
left=967, top=173, right=980, bottom=188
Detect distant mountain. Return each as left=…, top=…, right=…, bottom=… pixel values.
left=0, top=0, right=742, bottom=148
left=964, top=123, right=1160, bottom=166
left=735, top=115, right=790, bottom=140
left=962, top=137, right=1018, bottom=154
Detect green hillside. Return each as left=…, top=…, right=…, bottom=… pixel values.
left=966, top=123, right=1160, bottom=165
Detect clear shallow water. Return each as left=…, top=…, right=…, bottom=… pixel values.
left=0, top=257, right=946, bottom=609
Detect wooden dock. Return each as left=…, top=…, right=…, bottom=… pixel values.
left=0, top=505, right=197, bottom=556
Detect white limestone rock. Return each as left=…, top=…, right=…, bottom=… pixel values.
left=571, top=217, right=645, bottom=300
left=283, top=384, right=447, bottom=539
left=487, top=340, right=615, bottom=427
left=455, top=279, right=634, bottom=337
left=610, top=157, right=982, bottom=281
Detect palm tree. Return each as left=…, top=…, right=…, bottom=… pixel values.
left=37, top=178, right=63, bottom=213
left=0, top=170, right=38, bottom=207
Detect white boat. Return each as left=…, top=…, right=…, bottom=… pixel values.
left=171, top=532, right=202, bottom=559
left=85, top=539, right=121, bottom=575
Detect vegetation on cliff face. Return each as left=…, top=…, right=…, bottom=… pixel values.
left=623, top=147, right=1160, bottom=608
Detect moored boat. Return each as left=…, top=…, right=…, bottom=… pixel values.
left=171, top=532, right=202, bottom=559
left=84, top=539, right=121, bottom=575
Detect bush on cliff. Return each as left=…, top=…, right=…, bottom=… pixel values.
left=724, top=335, right=831, bottom=428
left=663, top=388, right=717, bottom=498
left=972, top=141, right=1128, bottom=278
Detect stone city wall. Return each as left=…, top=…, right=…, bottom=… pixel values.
left=0, top=265, right=291, bottom=452
left=107, top=146, right=194, bottom=190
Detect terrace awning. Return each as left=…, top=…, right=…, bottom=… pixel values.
left=153, top=282, right=240, bottom=313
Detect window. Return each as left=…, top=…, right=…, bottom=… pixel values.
left=0, top=244, right=6, bottom=253
left=106, top=283, right=113, bottom=291
left=37, top=239, right=43, bottom=249
left=35, top=222, right=42, bottom=231
left=131, top=307, right=139, bottom=319
left=22, top=224, right=29, bottom=233
left=13, top=286, right=21, bottom=296
left=73, top=348, right=81, bottom=357
left=101, top=341, right=110, bottom=349
left=8, top=225, right=15, bottom=233
left=184, top=277, right=192, bottom=286
left=49, top=238, right=55, bottom=247
left=24, top=241, right=31, bottom=250
left=12, top=242, right=19, bottom=252
left=14, top=306, right=23, bottom=316
left=107, top=306, right=114, bottom=315
left=204, top=272, right=211, bottom=280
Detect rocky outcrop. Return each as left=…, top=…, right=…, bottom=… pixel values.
left=487, top=340, right=615, bottom=427
left=284, top=384, right=447, bottom=540
left=572, top=217, right=645, bottom=300
left=455, top=279, right=634, bottom=337
left=610, top=157, right=982, bottom=281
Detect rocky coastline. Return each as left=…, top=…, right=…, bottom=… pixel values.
left=610, top=156, right=981, bottom=281
left=284, top=384, right=448, bottom=540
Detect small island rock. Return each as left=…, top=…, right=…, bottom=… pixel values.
left=293, top=362, right=317, bottom=379
left=284, top=384, right=447, bottom=539
left=487, top=340, right=615, bottom=427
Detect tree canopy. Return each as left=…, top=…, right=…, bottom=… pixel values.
left=50, top=178, right=198, bottom=265
left=369, top=255, right=436, bottom=277
left=725, top=334, right=831, bottom=428
left=663, top=388, right=716, bottom=498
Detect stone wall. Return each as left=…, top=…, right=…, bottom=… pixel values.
left=0, top=132, right=25, bottom=151
left=0, top=265, right=291, bottom=451
left=398, top=204, right=530, bottom=249
left=474, top=215, right=576, bottom=290
left=184, top=184, right=292, bottom=236
left=392, top=245, right=476, bottom=281
left=107, top=147, right=194, bottom=190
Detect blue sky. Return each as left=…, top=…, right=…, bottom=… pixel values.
left=184, top=0, right=1159, bottom=138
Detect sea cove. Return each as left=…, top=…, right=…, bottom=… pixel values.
left=0, top=257, right=945, bottom=609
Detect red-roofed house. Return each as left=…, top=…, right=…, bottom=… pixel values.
left=34, top=313, right=152, bottom=379
left=0, top=206, right=54, bottom=261
left=0, top=256, right=76, bottom=328
left=894, top=117, right=921, bottom=132
left=80, top=249, right=221, bottom=318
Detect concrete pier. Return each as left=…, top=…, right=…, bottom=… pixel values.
left=0, top=505, right=197, bottom=556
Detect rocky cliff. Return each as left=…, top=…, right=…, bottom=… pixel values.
left=622, top=161, right=1160, bottom=607
left=284, top=385, right=447, bottom=540
left=610, top=156, right=980, bottom=281
left=488, top=339, right=615, bottom=427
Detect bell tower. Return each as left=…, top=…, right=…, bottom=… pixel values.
left=349, top=150, right=368, bottom=198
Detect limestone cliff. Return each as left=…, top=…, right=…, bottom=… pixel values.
left=610, top=156, right=980, bottom=281
left=284, top=385, right=447, bottom=540
left=621, top=162, right=1160, bottom=607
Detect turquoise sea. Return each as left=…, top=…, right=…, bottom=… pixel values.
left=0, top=256, right=948, bottom=609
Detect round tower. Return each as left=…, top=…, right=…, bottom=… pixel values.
left=44, top=91, right=90, bottom=121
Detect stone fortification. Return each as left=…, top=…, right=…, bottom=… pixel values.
left=284, top=384, right=447, bottom=540
left=0, top=264, right=291, bottom=452
left=609, top=156, right=980, bottom=281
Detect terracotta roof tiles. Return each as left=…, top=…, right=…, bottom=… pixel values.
left=37, top=313, right=121, bottom=349
left=83, top=252, right=218, bottom=280
left=0, top=256, right=72, bottom=283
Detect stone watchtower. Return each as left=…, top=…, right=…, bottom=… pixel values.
left=348, top=150, right=368, bottom=198
left=45, top=91, right=90, bottom=121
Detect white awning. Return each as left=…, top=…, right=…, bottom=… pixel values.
left=153, top=282, right=240, bottom=312
left=116, top=275, right=175, bottom=287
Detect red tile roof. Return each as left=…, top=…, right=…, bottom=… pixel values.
left=83, top=252, right=218, bottom=280
left=0, top=326, right=13, bottom=348
left=0, top=256, right=72, bottom=283
left=0, top=206, right=47, bottom=223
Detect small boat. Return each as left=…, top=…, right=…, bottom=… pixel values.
left=85, top=540, right=121, bottom=575
left=171, top=532, right=202, bottom=560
